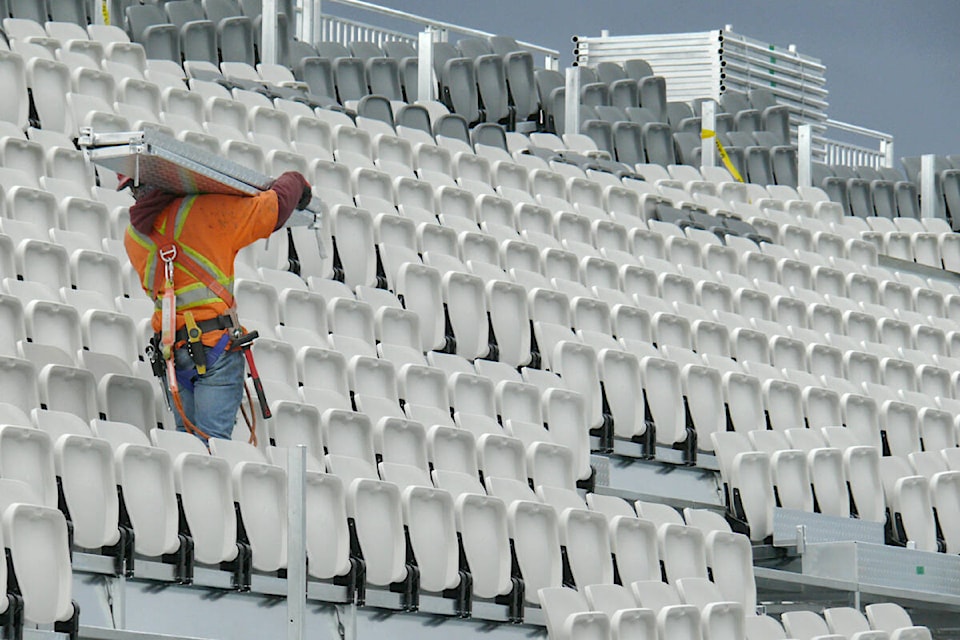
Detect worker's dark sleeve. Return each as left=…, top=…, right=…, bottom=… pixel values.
left=270, top=171, right=312, bottom=230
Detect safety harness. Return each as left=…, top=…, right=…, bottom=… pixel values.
left=135, top=196, right=269, bottom=444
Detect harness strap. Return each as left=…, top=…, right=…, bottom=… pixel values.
left=142, top=201, right=257, bottom=444
left=168, top=314, right=235, bottom=344
left=164, top=246, right=236, bottom=309
left=166, top=354, right=211, bottom=441
left=147, top=200, right=237, bottom=310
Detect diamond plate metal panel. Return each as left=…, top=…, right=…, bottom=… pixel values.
left=142, top=129, right=275, bottom=190
left=590, top=455, right=610, bottom=487
left=81, top=130, right=323, bottom=219
left=83, top=127, right=269, bottom=197
left=773, top=508, right=884, bottom=547
left=88, top=145, right=261, bottom=197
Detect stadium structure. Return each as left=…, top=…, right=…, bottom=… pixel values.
left=0, top=0, right=956, bottom=639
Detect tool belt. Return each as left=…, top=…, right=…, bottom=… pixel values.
left=152, top=313, right=236, bottom=377
left=162, top=314, right=236, bottom=345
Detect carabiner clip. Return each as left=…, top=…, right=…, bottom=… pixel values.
left=159, top=245, right=177, bottom=284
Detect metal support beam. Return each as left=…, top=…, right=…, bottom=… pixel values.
left=921, top=154, right=939, bottom=219
left=700, top=100, right=716, bottom=168
left=417, top=29, right=435, bottom=103
left=564, top=67, right=581, bottom=139
left=262, top=0, right=278, bottom=65
left=287, top=446, right=307, bottom=640
left=798, top=124, right=812, bottom=188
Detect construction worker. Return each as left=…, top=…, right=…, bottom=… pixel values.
left=122, top=171, right=312, bottom=441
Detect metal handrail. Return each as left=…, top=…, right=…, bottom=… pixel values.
left=825, top=118, right=894, bottom=142
left=825, top=143, right=886, bottom=168
left=821, top=118, right=894, bottom=168
left=312, top=0, right=560, bottom=61
left=719, top=30, right=826, bottom=71
left=319, top=15, right=415, bottom=46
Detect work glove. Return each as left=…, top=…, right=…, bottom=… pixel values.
left=272, top=172, right=313, bottom=227
left=297, top=183, right=313, bottom=209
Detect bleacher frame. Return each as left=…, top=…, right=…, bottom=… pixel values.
left=2, top=1, right=960, bottom=639
left=63, top=404, right=960, bottom=640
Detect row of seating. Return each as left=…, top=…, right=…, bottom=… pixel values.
left=541, top=589, right=932, bottom=640
left=310, top=38, right=945, bottom=236
left=39, top=394, right=932, bottom=640
left=15, top=8, right=933, bottom=243
left=12, top=3, right=938, bottom=240
left=535, top=61, right=668, bottom=133
left=284, top=34, right=947, bottom=244
left=4, top=393, right=927, bottom=639
left=3, top=172, right=952, bottom=488
left=0, top=334, right=939, bottom=634
left=123, top=0, right=295, bottom=67
left=6, top=262, right=960, bottom=559
left=0, top=90, right=952, bottom=460
left=0, top=0, right=89, bottom=25
left=901, top=154, right=960, bottom=228
left=564, top=84, right=800, bottom=188
left=588, top=120, right=801, bottom=187
left=814, top=162, right=920, bottom=220
left=0, top=132, right=956, bottom=436
left=388, top=36, right=539, bottom=129
left=1, top=3, right=957, bottom=638
left=0, top=399, right=729, bottom=611
left=3, top=22, right=936, bottom=276
left=7, top=233, right=960, bottom=458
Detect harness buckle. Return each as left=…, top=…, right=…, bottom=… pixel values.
left=159, top=245, right=177, bottom=262
left=159, top=245, right=177, bottom=283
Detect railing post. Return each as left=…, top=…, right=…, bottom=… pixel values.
left=700, top=100, right=716, bottom=168
left=882, top=138, right=894, bottom=169
left=564, top=67, right=581, bottom=138
left=287, top=445, right=307, bottom=640
left=95, top=0, right=107, bottom=25
left=417, top=29, right=435, bottom=103
left=312, top=0, right=322, bottom=44
left=299, top=0, right=310, bottom=43
left=921, top=154, right=939, bottom=219
left=262, top=0, right=278, bottom=64
left=797, top=124, right=812, bottom=189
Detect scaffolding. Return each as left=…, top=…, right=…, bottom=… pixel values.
left=572, top=28, right=830, bottom=153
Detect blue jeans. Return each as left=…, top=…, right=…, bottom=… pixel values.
left=166, top=346, right=245, bottom=441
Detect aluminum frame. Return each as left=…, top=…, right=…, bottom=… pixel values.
left=78, top=128, right=325, bottom=229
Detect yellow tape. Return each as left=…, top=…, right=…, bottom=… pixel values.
left=701, top=129, right=744, bottom=183
left=101, top=0, right=110, bottom=25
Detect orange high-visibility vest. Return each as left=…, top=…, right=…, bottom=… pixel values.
left=124, top=191, right=280, bottom=347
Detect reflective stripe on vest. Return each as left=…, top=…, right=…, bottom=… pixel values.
left=127, top=195, right=235, bottom=308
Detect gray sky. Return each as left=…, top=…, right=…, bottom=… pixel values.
left=329, top=0, right=960, bottom=164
